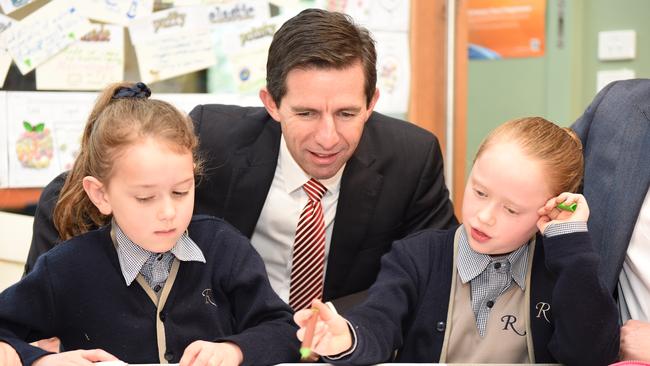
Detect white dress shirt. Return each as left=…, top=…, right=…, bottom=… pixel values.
left=618, top=188, right=650, bottom=322
left=251, top=135, right=344, bottom=302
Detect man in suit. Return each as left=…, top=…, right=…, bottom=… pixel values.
left=26, top=9, right=457, bottom=311
left=572, top=78, right=650, bottom=361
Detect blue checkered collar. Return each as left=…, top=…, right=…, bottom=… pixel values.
left=456, top=225, right=530, bottom=290
left=112, top=220, right=206, bottom=286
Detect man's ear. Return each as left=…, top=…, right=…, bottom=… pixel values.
left=365, top=88, right=380, bottom=120
left=259, top=87, right=283, bottom=122
left=82, top=176, right=112, bottom=215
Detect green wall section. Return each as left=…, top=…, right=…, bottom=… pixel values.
left=466, top=0, right=650, bottom=176
left=581, top=0, right=650, bottom=107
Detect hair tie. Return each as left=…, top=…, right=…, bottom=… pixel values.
left=112, top=82, right=152, bottom=99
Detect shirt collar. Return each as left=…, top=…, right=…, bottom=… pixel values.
left=113, top=221, right=206, bottom=286
left=457, top=224, right=530, bottom=290
left=278, top=134, right=344, bottom=195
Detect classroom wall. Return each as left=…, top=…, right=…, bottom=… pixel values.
left=466, top=0, right=650, bottom=176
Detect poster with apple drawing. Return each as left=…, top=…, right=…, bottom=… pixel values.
left=7, top=91, right=95, bottom=187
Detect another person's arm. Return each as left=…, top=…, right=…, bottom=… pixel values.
left=2, top=254, right=117, bottom=366
left=24, top=173, right=67, bottom=275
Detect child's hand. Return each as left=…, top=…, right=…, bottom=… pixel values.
left=32, top=349, right=118, bottom=365
left=537, top=192, right=589, bottom=233
left=33, top=337, right=61, bottom=353
left=179, top=340, right=243, bottom=366
left=294, top=299, right=353, bottom=357
left=0, top=341, right=21, bottom=366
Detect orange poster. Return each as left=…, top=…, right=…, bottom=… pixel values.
left=468, top=0, right=546, bottom=59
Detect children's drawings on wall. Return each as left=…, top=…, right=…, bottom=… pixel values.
left=0, top=0, right=34, bottom=14
left=0, top=14, right=15, bottom=88
left=1, top=91, right=259, bottom=188
left=374, top=31, right=410, bottom=115
left=76, top=0, right=154, bottom=26
left=220, top=15, right=285, bottom=95
left=0, top=92, right=7, bottom=188
left=0, top=0, right=93, bottom=75
left=319, top=0, right=409, bottom=32
left=36, top=24, right=124, bottom=91
left=205, top=0, right=271, bottom=94
left=6, top=92, right=94, bottom=188
left=129, top=6, right=217, bottom=84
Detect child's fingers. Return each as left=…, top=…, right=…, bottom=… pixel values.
left=310, top=322, right=329, bottom=346
left=310, top=299, right=336, bottom=322
left=179, top=341, right=201, bottom=366
left=79, top=349, right=119, bottom=362
left=313, top=330, right=334, bottom=355
left=293, top=308, right=316, bottom=327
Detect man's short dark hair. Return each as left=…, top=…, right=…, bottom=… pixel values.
left=266, top=8, right=377, bottom=107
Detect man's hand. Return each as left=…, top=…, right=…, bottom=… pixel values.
left=179, top=341, right=243, bottom=366
left=32, top=349, right=118, bottom=366
left=620, top=319, right=650, bottom=361
left=0, top=341, right=21, bottom=366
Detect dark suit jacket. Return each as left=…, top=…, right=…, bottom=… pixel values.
left=572, top=79, right=650, bottom=294
left=27, top=104, right=457, bottom=304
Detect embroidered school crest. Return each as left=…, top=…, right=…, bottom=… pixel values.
left=202, top=288, right=217, bottom=307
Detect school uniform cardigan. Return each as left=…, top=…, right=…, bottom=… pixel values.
left=337, top=227, right=620, bottom=366
left=0, top=215, right=300, bottom=366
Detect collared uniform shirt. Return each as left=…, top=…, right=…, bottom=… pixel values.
left=456, top=221, right=587, bottom=336
left=113, top=221, right=206, bottom=293
left=251, top=135, right=343, bottom=302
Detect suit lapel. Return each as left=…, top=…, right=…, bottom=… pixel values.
left=324, top=150, right=383, bottom=299
left=223, top=122, right=281, bottom=238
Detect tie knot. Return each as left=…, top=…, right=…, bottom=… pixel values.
left=303, top=178, right=326, bottom=202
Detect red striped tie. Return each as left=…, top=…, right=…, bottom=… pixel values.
left=289, top=178, right=327, bottom=311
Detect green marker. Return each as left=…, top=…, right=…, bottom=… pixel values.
left=556, top=202, right=577, bottom=212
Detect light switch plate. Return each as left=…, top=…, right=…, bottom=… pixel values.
left=598, top=30, right=636, bottom=61
left=596, top=69, right=636, bottom=92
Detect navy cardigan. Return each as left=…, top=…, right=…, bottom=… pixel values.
left=0, top=215, right=299, bottom=366
left=339, top=228, right=620, bottom=366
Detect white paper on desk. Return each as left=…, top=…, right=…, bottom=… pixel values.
left=0, top=0, right=93, bottom=75
left=0, top=0, right=34, bottom=14
left=0, top=91, right=8, bottom=188
left=129, top=6, right=216, bottom=84
left=373, top=31, right=410, bottom=115
left=36, top=24, right=124, bottom=91
left=76, top=0, right=154, bottom=27
left=6, top=91, right=95, bottom=188
left=0, top=14, right=16, bottom=88
left=95, top=362, right=180, bottom=366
